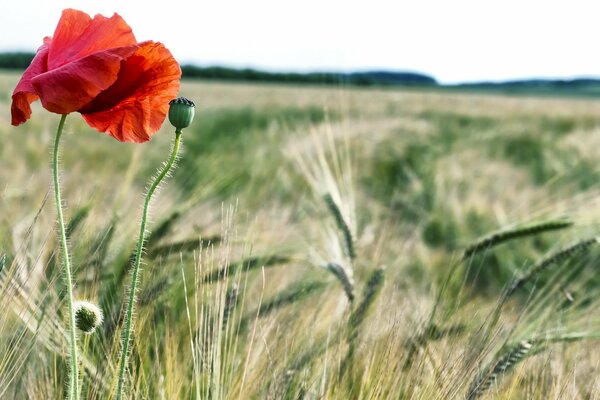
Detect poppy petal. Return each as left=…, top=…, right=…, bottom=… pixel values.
left=48, top=9, right=136, bottom=69
left=30, top=45, right=138, bottom=115
left=11, top=42, right=50, bottom=125
left=81, top=41, right=181, bottom=143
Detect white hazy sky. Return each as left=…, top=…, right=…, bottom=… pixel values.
left=2, top=0, right=600, bottom=84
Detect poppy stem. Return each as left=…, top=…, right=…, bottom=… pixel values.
left=53, top=113, right=79, bottom=400
left=116, top=131, right=183, bottom=399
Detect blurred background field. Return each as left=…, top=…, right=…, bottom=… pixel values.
left=3, top=71, right=600, bottom=399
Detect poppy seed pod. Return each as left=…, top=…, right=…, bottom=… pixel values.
left=74, top=301, right=104, bottom=334
left=168, top=97, right=195, bottom=132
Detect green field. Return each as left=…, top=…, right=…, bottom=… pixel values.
left=2, top=70, right=600, bottom=399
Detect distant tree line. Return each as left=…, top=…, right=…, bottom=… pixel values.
left=5, top=51, right=597, bottom=94
left=0, top=52, right=37, bottom=70
left=0, top=51, right=437, bottom=87
left=454, top=79, right=600, bottom=90
left=181, top=65, right=437, bottom=86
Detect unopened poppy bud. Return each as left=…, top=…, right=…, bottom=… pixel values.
left=168, top=97, right=195, bottom=132
left=74, top=301, right=103, bottom=334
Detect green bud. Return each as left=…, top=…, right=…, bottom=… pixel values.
left=74, top=301, right=103, bottom=334
left=168, top=97, right=195, bottom=131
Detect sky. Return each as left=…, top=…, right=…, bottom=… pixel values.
left=2, top=0, right=600, bottom=84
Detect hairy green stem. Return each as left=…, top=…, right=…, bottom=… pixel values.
left=116, top=131, right=182, bottom=399
left=53, top=114, right=79, bottom=400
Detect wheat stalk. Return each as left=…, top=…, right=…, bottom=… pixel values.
left=466, top=330, right=600, bottom=400
left=326, top=262, right=355, bottom=302
left=324, top=193, right=356, bottom=260
left=222, top=284, right=240, bottom=328
left=340, top=267, right=386, bottom=379
left=348, top=267, right=385, bottom=335
left=466, top=340, right=537, bottom=400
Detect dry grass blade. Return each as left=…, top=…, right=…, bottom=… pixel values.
left=403, top=323, right=466, bottom=369
left=137, top=277, right=171, bottom=306
left=463, top=219, right=573, bottom=259
left=261, top=280, right=327, bottom=315
left=88, top=219, right=117, bottom=269
left=65, top=205, right=91, bottom=238
left=148, top=235, right=222, bottom=259
left=241, top=280, right=327, bottom=328
left=45, top=205, right=91, bottom=276
left=145, top=210, right=181, bottom=247
left=202, top=255, right=290, bottom=283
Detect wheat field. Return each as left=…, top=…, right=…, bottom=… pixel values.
left=2, top=70, right=600, bottom=399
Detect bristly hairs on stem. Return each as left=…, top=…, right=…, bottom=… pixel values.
left=52, top=114, right=80, bottom=400
left=116, top=131, right=184, bottom=400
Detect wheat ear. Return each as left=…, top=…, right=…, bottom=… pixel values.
left=463, top=219, right=573, bottom=259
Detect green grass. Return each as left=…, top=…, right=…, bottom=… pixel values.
left=173, top=106, right=332, bottom=204
left=3, top=74, right=600, bottom=398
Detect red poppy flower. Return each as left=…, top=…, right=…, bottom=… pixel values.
left=11, top=9, right=181, bottom=143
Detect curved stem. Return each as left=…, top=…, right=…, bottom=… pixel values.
left=116, top=131, right=182, bottom=399
left=53, top=114, right=79, bottom=400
